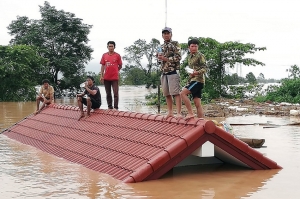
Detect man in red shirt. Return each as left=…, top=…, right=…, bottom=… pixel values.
left=100, top=41, right=123, bottom=110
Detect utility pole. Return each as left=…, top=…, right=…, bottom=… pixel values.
left=165, top=0, right=167, bottom=27
left=157, top=0, right=168, bottom=114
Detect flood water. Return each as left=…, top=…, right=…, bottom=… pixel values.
left=1, top=86, right=299, bottom=199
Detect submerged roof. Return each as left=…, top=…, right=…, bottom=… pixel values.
left=2, top=104, right=282, bottom=182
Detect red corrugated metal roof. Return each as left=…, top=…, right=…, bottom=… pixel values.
left=2, top=104, right=282, bottom=182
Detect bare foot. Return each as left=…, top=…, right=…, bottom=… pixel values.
left=184, top=114, right=195, bottom=120
left=174, top=114, right=183, bottom=119
left=33, top=110, right=40, bottom=115
left=84, top=114, right=90, bottom=119
left=78, top=113, right=85, bottom=120
left=163, top=114, right=174, bottom=120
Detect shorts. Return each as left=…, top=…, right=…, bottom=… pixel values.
left=161, top=73, right=180, bottom=96
left=82, top=97, right=101, bottom=109
left=185, top=81, right=204, bottom=99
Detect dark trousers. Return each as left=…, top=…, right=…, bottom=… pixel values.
left=104, top=80, right=119, bottom=109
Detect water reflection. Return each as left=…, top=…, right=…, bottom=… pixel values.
left=1, top=86, right=300, bottom=198
left=0, top=136, right=135, bottom=199
left=130, top=165, right=279, bottom=198
left=0, top=102, right=36, bottom=130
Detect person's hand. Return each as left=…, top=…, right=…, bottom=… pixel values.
left=192, top=70, right=198, bottom=77
left=157, top=54, right=165, bottom=61
left=84, top=81, right=88, bottom=88
left=100, top=77, right=104, bottom=84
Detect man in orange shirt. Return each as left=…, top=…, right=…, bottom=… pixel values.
left=100, top=41, right=123, bottom=110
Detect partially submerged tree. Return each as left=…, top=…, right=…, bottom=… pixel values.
left=246, top=72, right=257, bottom=84
left=287, top=64, right=300, bottom=79
left=7, top=1, right=93, bottom=85
left=123, top=38, right=160, bottom=88
left=0, top=45, right=48, bottom=101
left=120, top=65, right=147, bottom=85
left=257, top=73, right=265, bottom=83
left=181, top=37, right=266, bottom=98
left=224, top=73, right=241, bottom=85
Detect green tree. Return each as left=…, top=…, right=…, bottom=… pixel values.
left=7, top=1, right=93, bottom=86
left=257, top=73, right=265, bottom=83
left=246, top=72, right=257, bottom=84
left=123, top=38, right=160, bottom=88
left=224, top=73, right=240, bottom=85
left=120, top=65, right=147, bottom=85
left=181, top=37, right=266, bottom=98
left=256, top=78, right=300, bottom=103
left=0, top=45, right=48, bottom=101
left=59, top=71, right=99, bottom=91
left=287, top=65, right=300, bottom=79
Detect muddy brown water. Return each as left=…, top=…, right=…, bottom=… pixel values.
left=1, top=86, right=299, bottom=199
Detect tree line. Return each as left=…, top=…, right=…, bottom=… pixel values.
left=1, top=1, right=94, bottom=101
left=1, top=1, right=298, bottom=103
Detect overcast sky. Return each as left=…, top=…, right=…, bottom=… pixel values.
left=1, top=0, right=299, bottom=79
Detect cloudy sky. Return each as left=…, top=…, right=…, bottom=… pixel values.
left=1, top=0, right=299, bottom=79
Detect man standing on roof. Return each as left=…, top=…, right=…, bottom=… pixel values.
left=100, top=41, right=123, bottom=110
left=34, top=79, right=54, bottom=115
left=157, top=27, right=182, bottom=119
left=180, top=39, right=207, bottom=119
left=76, top=76, right=101, bottom=119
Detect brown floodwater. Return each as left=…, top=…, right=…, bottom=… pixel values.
left=1, top=86, right=299, bottom=199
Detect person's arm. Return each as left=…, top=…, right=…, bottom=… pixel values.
left=100, top=64, right=105, bottom=76
left=77, top=93, right=85, bottom=97
left=100, top=54, right=106, bottom=82
left=193, top=54, right=207, bottom=76
left=49, top=87, right=54, bottom=102
left=118, top=54, right=123, bottom=71
left=85, top=86, right=97, bottom=96
left=76, top=90, right=85, bottom=97
left=38, top=87, right=43, bottom=97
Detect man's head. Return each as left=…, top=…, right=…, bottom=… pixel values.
left=188, top=39, right=199, bottom=54
left=107, top=41, right=116, bottom=53
left=86, top=76, right=95, bottom=86
left=162, top=27, right=172, bottom=42
left=42, top=79, right=50, bottom=88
